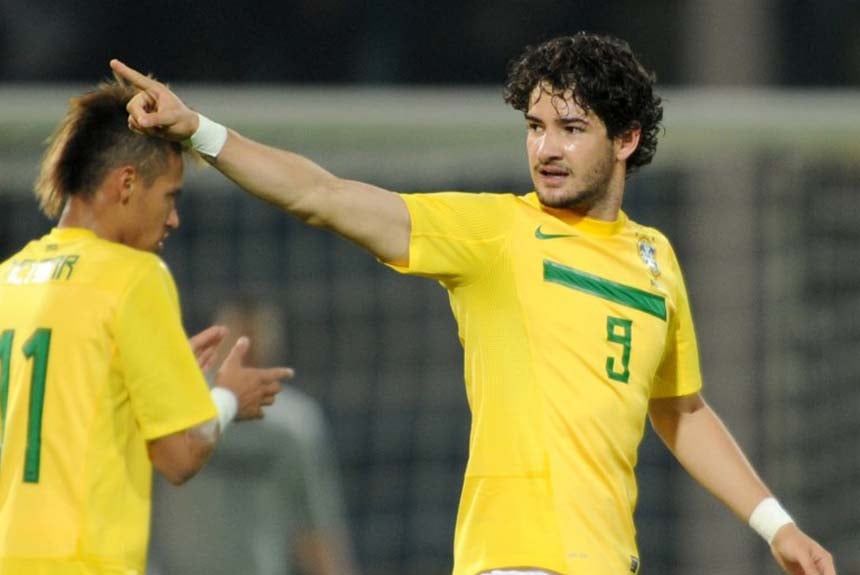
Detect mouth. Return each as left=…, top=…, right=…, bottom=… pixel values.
left=537, top=164, right=570, bottom=186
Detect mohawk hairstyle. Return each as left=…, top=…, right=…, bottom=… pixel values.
left=34, top=75, right=185, bottom=218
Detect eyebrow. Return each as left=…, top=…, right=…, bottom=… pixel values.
left=524, top=113, right=590, bottom=126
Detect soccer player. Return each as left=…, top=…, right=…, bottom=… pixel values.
left=0, top=79, right=293, bottom=575
left=111, top=32, right=836, bottom=575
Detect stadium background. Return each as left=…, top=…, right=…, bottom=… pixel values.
left=0, top=2, right=858, bottom=574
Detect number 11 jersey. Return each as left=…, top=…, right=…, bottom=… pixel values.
left=0, top=227, right=215, bottom=575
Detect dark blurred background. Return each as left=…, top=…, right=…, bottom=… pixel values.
left=1, top=0, right=859, bottom=86
left=1, top=2, right=859, bottom=575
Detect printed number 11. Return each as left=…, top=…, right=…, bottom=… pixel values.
left=0, top=328, right=52, bottom=483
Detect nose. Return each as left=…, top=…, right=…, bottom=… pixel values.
left=166, top=207, right=180, bottom=230
left=536, top=128, right=563, bottom=164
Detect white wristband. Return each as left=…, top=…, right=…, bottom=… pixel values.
left=210, top=387, right=238, bottom=435
left=749, top=497, right=794, bottom=545
left=189, top=113, right=228, bottom=158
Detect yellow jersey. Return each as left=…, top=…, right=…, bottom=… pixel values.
left=0, top=228, right=216, bottom=575
left=389, top=192, right=703, bottom=575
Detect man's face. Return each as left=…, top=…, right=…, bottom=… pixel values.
left=525, top=84, right=617, bottom=213
left=124, top=152, right=183, bottom=253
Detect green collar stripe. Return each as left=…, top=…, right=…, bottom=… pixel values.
left=543, top=260, right=667, bottom=320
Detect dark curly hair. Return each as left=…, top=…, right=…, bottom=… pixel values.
left=503, top=32, right=663, bottom=174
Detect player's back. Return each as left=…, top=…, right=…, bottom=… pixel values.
left=0, top=227, right=171, bottom=574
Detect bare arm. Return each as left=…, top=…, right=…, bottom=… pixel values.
left=148, top=428, right=215, bottom=486
left=109, top=59, right=410, bottom=265
left=650, top=392, right=836, bottom=575
left=148, top=330, right=294, bottom=485
left=649, top=392, right=770, bottom=518
left=216, top=132, right=409, bottom=264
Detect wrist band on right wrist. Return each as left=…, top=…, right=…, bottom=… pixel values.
left=749, top=497, right=794, bottom=545
left=189, top=113, right=228, bottom=158
left=210, top=387, right=238, bottom=435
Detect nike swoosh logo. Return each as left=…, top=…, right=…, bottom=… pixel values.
left=535, top=225, right=576, bottom=240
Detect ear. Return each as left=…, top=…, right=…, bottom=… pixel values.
left=117, top=166, right=137, bottom=205
left=614, top=125, right=641, bottom=163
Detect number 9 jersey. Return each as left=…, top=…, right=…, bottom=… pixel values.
left=0, top=227, right=216, bottom=575
left=386, top=192, right=704, bottom=575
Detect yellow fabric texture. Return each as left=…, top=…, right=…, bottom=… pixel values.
left=388, top=192, right=703, bottom=575
left=0, top=228, right=216, bottom=575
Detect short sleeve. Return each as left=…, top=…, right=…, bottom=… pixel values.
left=115, top=258, right=216, bottom=439
left=385, top=192, right=513, bottom=287
left=651, top=247, right=704, bottom=398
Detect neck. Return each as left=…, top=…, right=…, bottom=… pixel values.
left=576, top=164, right=627, bottom=221
left=58, top=197, right=119, bottom=242
left=582, top=190, right=623, bottom=221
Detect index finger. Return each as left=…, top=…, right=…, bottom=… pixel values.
left=110, top=59, right=160, bottom=90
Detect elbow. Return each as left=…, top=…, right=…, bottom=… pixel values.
left=164, top=470, right=196, bottom=486
left=160, top=468, right=193, bottom=487
left=155, top=454, right=207, bottom=486
left=149, top=431, right=215, bottom=486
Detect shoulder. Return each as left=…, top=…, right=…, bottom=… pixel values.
left=103, top=239, right=167, bottom=268
left=626, top=220, right=678, bottom=257
left=100, top=243, right=174, bottom=285
left=92, top=245, right=179, bottom=309
left=622, top=219, right=688, bottom=285
left=0, top=237, right=42, bottom=270
left=67, top=235, right=171, bottom=280
left=402, top=190, right=519, bottom=210
left=401, top=190, right=520, bottom=231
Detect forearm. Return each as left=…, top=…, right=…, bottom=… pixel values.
left=650, top=398, right=770, bottom=521
left=652, top=399, right=838, bottom=573
left=211, top=130, right=410, bottom=264
left=213, top=130, right=338, bottom=222
left=149, top=426, right=216, bottom=486
left=148, top=387, right=236, bottom=485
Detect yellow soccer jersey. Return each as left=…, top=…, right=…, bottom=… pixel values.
left=0, top=227, right=216, bottom=575
left=389, top=192, right=703, bottom=575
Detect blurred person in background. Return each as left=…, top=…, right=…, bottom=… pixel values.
left=0, top=78, right=292, bottom=575
left=148, top=298, right=359, bottom=575
left=112, top=31, right=836, bottom=575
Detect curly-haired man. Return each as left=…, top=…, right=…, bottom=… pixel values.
left=111, top=32, right=835, bottom=575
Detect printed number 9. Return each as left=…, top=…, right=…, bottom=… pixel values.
left=606, top=317, right=631, bottom=384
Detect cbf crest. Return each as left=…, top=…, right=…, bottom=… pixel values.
left=637, top=238, right=660, bottom=277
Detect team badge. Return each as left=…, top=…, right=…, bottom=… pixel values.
left=637, top=238, right=660, bottom=277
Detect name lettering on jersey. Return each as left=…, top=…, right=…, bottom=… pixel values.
left=4, top=255, right=80, bottom=285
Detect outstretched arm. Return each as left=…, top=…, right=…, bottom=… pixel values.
left=109, top=59, right=411, bottom=265
left=649, top=393, right=836, bottom=575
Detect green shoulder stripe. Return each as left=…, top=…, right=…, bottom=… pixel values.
left=543, top=259, right=667, bottom=320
